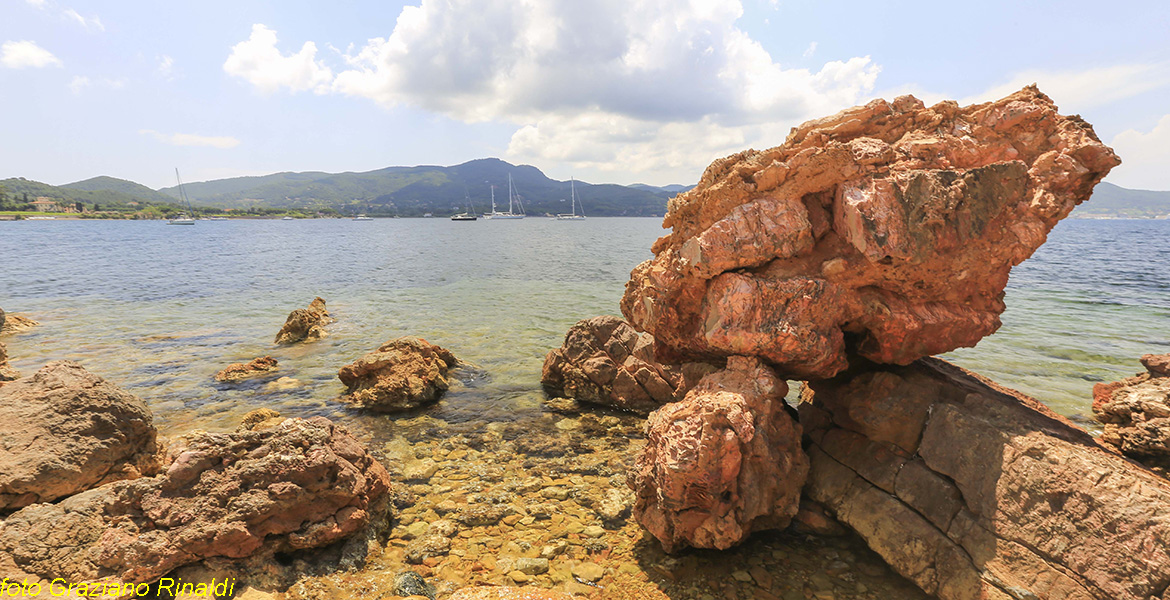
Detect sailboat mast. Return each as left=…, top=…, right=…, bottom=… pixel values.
left=491, top=185, right=496, bottom=213
left=508, top=174, right=514, bottom=214
left=571, top=177, right=576, bottom=217
left=175, top=168, right=192, bottom=212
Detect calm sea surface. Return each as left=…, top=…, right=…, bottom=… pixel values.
left=1, top=217, right=1167, bottom=436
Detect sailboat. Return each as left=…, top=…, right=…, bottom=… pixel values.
left=451, top=191, right=478, bottom=220
left=556, top=178, right=586, bottom=220
left=168, top=168, right=196, bottom=225
left=483, top=174, right=525, bottom=219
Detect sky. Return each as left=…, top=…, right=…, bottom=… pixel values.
left=1, top=0, right=1168, bottom=190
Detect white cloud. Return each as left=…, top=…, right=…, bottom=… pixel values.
left=25, top=0, right=47, bottom=8
left=140, top=130, right=242, bottom=149
left=803, top=41, right=817, bottom=58
left=223, top=24, right=333, bottom=94
left=63, top=8, right=103, bottom=31
left=962, top=63, right=1170, bottom=114
left=158, top=54, right=175, bottom=79
left=1109, top=114, right=1170, bottom=191
left=0, top=40, right=62, bottom=68
left=68, top=76, right=125, bottom=94
left=68, top=75, right=89, bottom=94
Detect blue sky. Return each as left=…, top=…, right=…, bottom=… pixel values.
left=1, top=0, right=1168, bottom=190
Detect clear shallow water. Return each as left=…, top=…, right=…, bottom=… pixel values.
left=1, top=217, right=1167, bottom=436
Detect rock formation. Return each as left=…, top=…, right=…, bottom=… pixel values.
left=801, top=357, right=1170, bottom=600
left=338, top=337, right=457, bottom=412
left=0, top=361, right=160, bottom=511
left=274, top=297, right=335, bottom=344
left=1093, top=353, right=1170, bottom=469
left=214, top=355, right=280, bottom=383
left=449, top=588, right=573, bottom=600
left=0, top=307, right=38, bottom=335
left=541, top=315, right=719, bottom=414
left=0, top=341, right=17, bottom=382
left=620, top=86, right=1119, bottom=379
left=629, top=356, right=807, bottom=552
left=0, top=417, right=392, bottom=585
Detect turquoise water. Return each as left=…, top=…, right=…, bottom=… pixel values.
left=1, top=217, right=1166, bottom=436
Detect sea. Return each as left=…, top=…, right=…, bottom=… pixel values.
left=1, top=217, right=1167, bottom=437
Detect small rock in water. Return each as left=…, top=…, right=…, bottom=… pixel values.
left=403, top=459, right=440, bottom=481
left=213, top=356, right=278, bottom=383
left=515, top=557, right=549, bottom=575
left=392, top=571, right=436, bottom=600
left=274, top=297, right=335, bottom=344
left=237, top=408, right=283, bottom=432
left=405, top=534, right=451, bottom=564
left=264, top=376, right=303, bottom=392
left=571, top=562, right=605, bottom=583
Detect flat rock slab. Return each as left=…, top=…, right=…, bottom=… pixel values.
left=801, top=358, right=1170, bottom=600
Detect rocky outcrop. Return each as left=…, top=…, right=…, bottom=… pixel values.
left=1093, top=353, right=1170, bottom=468
left=0, top=307, right=38, bottom=335
left=215, top=356, right=280, bottom=383
left=801, top=357, right=1170, bottom=600
left=338, top=337, right=457, bottom=412
left=630, top=356, right=807, bottom=552
left=0, top=417, right=392, bottom=585
left=541, top=315, right=719, bottom=414
left=620, top=86, right=1119, bottom=379
left=0, top=361, right=160, bottom=511
left=0, top=342, right=17, bottom=381
left=274, top=297, right=335, bottom=344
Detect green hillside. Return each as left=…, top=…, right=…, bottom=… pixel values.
left=1075, top=182, right=1170, bottom=218
left=62, top=176, right=176, bottom=204
left=0, top=177, right=171, bottom=209
left=156, top=159, right=670, bottom=217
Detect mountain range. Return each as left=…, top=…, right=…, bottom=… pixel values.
left=2, top=159, right=1167, bottom=218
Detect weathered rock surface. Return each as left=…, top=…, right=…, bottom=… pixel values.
left=0, top=341, right=17, bottom=381
left=338, top=337, right=457, bottom=412
left=801, top=357, right=1170, bottom=600
left=541, top=315, right=719, bottom=414
left=449, top=587, right=572, bottom=600
left=0, top=361, right=160, bottom=511
left=0, top=417, right=392, bottom=584
left=630, top=356, right=807, bottom=552
left=274, top=297, right=335, bottom=344
left=1093, top=353, right=1170, bottom=468
left=215, top=355, right=280, bottom=383
left=0, top=307, right=38, bottom=335
left=620, top=87, right=1120, bottom=379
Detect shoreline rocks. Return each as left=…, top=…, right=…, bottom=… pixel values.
left=338, top=337, right=457, bottom=412
left=215, top=355, right=280, bottom=383
left=1093, top=352, right=1170, bottom=469
left=0, top=341, right=17, bottom=382
left=541, top=315, right=719, bottom=414
left=275, top=297, right=336, bottom=344
left=0, top=307, right=38, bottom=336
left=0, top=416, right=392, bottom=585
left=801, top=357, right=1170, bottom=600
left=630, top=356, right=807, bottom=552
left=620, top=86, right=1119, bottom=379
left=0, top=361, right=160, bottom=512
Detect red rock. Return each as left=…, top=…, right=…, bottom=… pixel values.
left=1093, top=355, right=1170, bottom=467
left=620, top=86, right=1119, bottom=379
left=541, top=315, right=719, bottom=414
left=0, top=361, right=160, bottom=511
left=274, top=297, right=335, bottom=344
left=629, top=356, right=807, bottom=552
left=338, top=337, right=457, bottom=412
left=802, top=358, right=1170, bottom=600
left=0, top=417, right=391, bottom=584
left=214, top=355, right=279, bottom=383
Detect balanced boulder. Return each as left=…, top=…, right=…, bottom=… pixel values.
left=0, top=361, right=160, bottom=511
left=620, top=86, right=1119, bottom=379
left=0, top=417, right=392, bottom=585
left=275, top=297, right=335, bottom=344
left=541, top=315, right=718, bottom=414
left=629, top=356, right=807, bottom=552
left=338, top=337, right=457, bottom=412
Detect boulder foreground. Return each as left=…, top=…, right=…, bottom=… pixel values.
left=1093, top=353, right=1170, bottom=469
left=621, top=86, right=1120, bottom=379
left=274, top=297, right=335, bottom=344
left=338, top=337, right=457, bottom=412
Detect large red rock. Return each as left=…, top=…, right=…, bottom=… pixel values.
left=1092, top=353, right=1170, bottom=468
left=274, top=297, right=335, bottom=344
left=629, top=356, right=807, bottom=552
left=0, top=361, right=160, bottom=511
left=620, top=86, right=1119, bottom=379
left=0, top=417, right=392, bottom=585
left=541, top=315, right=718, bottom=414
left=801, top=358, right=1170, bottom=600
left=338, top=337, right=457, bottom=412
